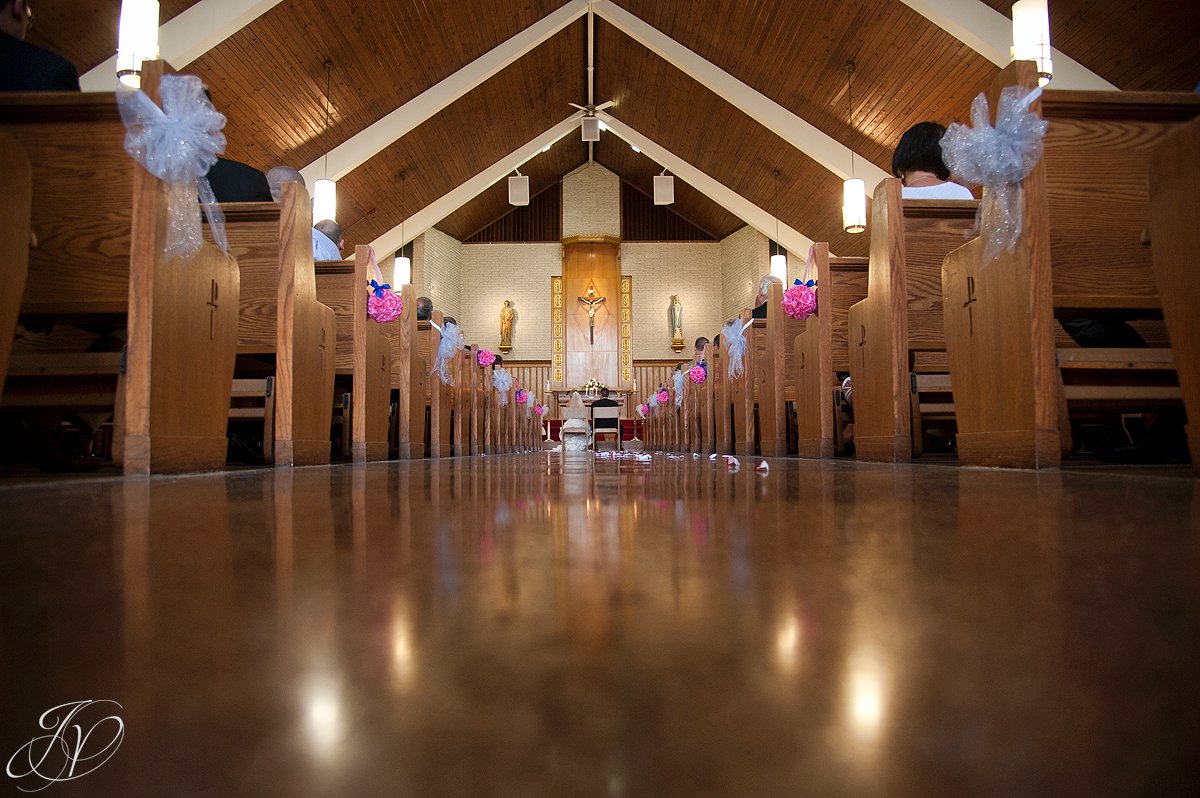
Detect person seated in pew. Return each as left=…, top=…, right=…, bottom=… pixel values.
left=892, top=122, right=974, bottom=200
left=416, top=297, right=433, bottom=321
left=312, top=219, right=344, bottom=261
left=206, top=157, right=272, bottom=202
left=694, top=336, right=709, bottom=360
left=752, top=275, right=782, bottom=318
left=0, top=0, right=80, bottom=91
left=266, top=165, right=305, bottom=203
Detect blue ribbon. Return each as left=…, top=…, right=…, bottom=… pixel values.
left=369, top=280, right=391, bottom=298
left=793, top=278, right=816, bottom=288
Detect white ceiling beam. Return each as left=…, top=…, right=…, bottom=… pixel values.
left=897, top=0, right=1117, bottom=91
left=597, top=112, right=827, bottom=259
left=80, top=0, right=284, bottom=91
left=370, top=113, right=585, bottom=259
left=591, top=0, right=888, bottom=195
left=302, top=0, right=590, bottom=186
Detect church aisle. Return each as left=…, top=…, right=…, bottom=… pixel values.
left=0, top=454, right=1197, bottom=796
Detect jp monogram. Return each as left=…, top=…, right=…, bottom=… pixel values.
left=6, top=700, right=124, bottom=792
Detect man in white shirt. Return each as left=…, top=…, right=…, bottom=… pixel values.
left=313, top=219, right=343, bottom=261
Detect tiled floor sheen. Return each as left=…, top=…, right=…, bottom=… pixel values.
left=0, top=453, right=1197, bottom=797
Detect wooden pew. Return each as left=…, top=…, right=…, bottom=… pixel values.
left=314, top=245, right=392, bottom=462
left=711, top=335, right=732, bottom=455
left=0, top=67, right=240, bottom=474
left=794, top=245, right=869, bottom=458
left=846, top=178, right=978, bottom=462
left=386, top=284, right=424, bottom=459
left=697, top=344, right=715, bottom=454
left=1149, top=115, right=1200, bottom=471
left=728, top=309, right=757, bottom=457
left=217, top=183, right=336, bottom=466
left=942, top=60, right=1200, bottom=468
left=756, top=282, right=808, bottom=457
left=0, top=131, right=31, bottom=402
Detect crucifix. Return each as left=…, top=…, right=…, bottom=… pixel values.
left=578, top=283, right=607, bottom=346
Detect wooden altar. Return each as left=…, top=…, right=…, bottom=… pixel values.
left=550, top=389, right=631, bottom=419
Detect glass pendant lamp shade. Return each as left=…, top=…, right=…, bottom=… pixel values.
left=843, top=178, right=866, bottom=234
left=395, top=253, right=412, bottom=286
left=313, top=178, right=337, bottom=224
left=116, top=0, right=160, bottom=88
left=1012, top=0, right=1053, bottom=86
left=770, top=251, right=788, bottom=282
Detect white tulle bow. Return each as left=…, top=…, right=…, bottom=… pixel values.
left=434, top=322, right=464, bottom=385
left=673, top=370, right=685, bottom=407
left=117, top=74, right=228, bottom=260
left=723, top=319, right=751, bottom=380
left=492, top=367, right=514, bottom=405
left=942, top=86, right=1047, bottom=266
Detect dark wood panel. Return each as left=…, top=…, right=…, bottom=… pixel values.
left=463, top=181, right=563, bottom=243
left=979, top=0, right=1200, bottom=91
left=620, top=181, right=718, bottom=241
left=439, top=137, right=588, bottom=241
left=595, top=134, right=744, bottom=238
left=27, top=0, right=199, bottom=76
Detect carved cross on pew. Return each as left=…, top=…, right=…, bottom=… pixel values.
left=319, top=327, right=328, bottom=367
left=857, top=324, right=867, bottom=367
left=577, top=283, right=607, bottom=346
left=206, top=280, right=219, bottom=340
left=963, top=276, right=978, bottom=337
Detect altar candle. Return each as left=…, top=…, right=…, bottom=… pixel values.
left=545, top=379, right=550, bottom=393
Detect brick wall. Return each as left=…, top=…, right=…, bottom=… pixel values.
left=720, top=225, right=769, bottom=320
left=413, top=227, right=463, bottom=321
left=562, top=162, right=620, bottom=239
left=620, top=243, right=722, bottom=358
left=457, top=243, right=562, bottom=357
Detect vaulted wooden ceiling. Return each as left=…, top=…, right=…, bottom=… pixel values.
left=25, top=0, right=1200, bottom=258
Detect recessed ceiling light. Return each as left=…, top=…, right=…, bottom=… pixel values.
left=630, top=144, right=640, bottom=153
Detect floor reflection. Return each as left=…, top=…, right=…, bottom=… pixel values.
left=0, top=457, right=1196, bottom=795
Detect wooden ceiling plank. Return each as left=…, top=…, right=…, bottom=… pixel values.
left=593, top=0, right=888, bottom=193
left=80, top=0, right=286, bottom=90
left=298, top=0, right=589, bottom=186
left=896, top=0, right=1117, bottom=90
left=369, top=114, right=585, bottom=257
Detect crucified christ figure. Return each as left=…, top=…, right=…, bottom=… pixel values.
left=578, top=285, right=607, bottom=346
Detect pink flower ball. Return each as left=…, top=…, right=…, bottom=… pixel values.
left=657, top=389, right=670, bottom=404
left=534, top=404, right=545, bottom=416
left=367, top=290, right=403, bottom=323
left=689, top=364, right=707, bottom=384
left=782, top=283, right=817, bottom=320
left=476, top=348, right=496, bottom=367
left=515, top=388, right=528, bottom=405
left=638, top=404, right=649, bottom=417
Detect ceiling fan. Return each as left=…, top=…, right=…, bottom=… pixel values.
left=571, top=2, right=614, bottom=149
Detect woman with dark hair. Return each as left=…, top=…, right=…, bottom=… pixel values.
left=892, top=121, right=973, bottom=200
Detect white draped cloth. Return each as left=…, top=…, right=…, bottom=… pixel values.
left=559, top=391, right=591, bottom=450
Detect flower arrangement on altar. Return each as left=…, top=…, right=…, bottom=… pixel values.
left=656, top=388, right=670, bottom=405
left=476, top=348, right=495, bottom=367
left=689, top=363, right=707, bottom=384
left=581, top=378, right=608, bottom=396
left=515, top=388, right=528, bottom=405
left=782, top=279, right=818, bottom=320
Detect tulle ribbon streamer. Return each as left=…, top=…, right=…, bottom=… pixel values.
left=434, top=321, right=464, bottom=385
left=941, top=86, right=1047, bottom=266
left=722, top=319, right=752, bottom=380
left=117, top=74, right=229, bottom=260
left=673, top=370, right=685, bottom=407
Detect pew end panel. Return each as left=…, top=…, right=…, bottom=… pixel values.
left=0, top=130, right=31, bottom=403
left=1148, top=115, right=1200, bottom=472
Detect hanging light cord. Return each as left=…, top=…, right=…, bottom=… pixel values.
left=846, top=62, right=856, bottom=178
left=774, top=169, right=781, bottom=251
left=323, top=60, right=332, bottom=180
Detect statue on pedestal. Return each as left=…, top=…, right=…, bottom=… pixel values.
left=669, top=294, right=684, bottom=352
left=499, top=300, right=515, bottom=353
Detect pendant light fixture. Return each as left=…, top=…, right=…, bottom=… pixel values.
left=395, top=171, right=412, bottom=285
left=770, top=168, right=788, bottom=282
left=842, top=62, right=866, bottom=234
left=508, top=169, right=530, bottom=206
left=116, top=0, right=160, bottom=88
left=1011, top=0, right=1053, bottom=86
left=313, top=60, right=337, bottom=224
left=653, top=169, right=674, bottom=205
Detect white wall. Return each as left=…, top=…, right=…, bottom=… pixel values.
left=620, top=243, right=722, bottom=358
left=457, top=243, right=562, bottom=357
left=562, top=162, right=620, bottom=239
left=720, top=225, right=769, bottom=321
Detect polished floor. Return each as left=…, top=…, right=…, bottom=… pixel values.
left=0, top=453, right=1197, bottom=796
